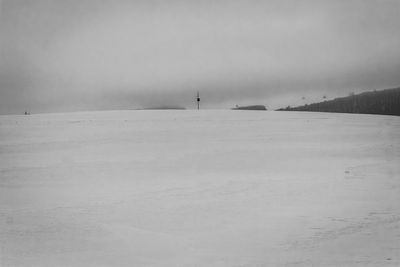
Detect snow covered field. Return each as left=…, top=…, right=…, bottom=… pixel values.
left=1, top=110, right=399, bottom=266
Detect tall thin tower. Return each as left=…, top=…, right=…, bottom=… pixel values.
left=197, top=91, right=200, bottom=110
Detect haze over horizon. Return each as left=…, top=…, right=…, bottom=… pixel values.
left=1, top=0, right=400, bottom=114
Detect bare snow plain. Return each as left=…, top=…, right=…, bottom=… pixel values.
left=1, top=110, right=399, bottom=266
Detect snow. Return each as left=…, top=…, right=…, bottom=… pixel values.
left=1, top=110, right=399, bottom=266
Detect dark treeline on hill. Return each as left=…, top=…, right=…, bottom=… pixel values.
left=232, top=105, right=267, bottom=110
left=277, top=87, right=400, bottom=116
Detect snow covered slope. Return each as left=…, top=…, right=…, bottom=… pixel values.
left=1, top=110, right=399, bottom=266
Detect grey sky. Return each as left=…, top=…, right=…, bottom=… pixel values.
left=1, top=0, right=400, bottom=114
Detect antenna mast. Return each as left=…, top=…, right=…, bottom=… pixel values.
left=197, top=91, right=200, bottom=110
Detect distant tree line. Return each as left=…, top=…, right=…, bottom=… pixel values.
left=232, top=105, right=267, bottom=111
left=277, top=87, right=400, bottom=116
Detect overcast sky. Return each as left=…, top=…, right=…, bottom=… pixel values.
left=1, top=0, right=400, bottom=114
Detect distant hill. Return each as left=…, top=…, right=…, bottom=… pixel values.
left=277, top=87, right=400, bottom=116
left=142, top=106, right=186, bottom=110
left=232, top=105, right=267, bottom=111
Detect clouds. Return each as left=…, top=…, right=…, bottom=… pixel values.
left=1, top=0, right=400, bottom=114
